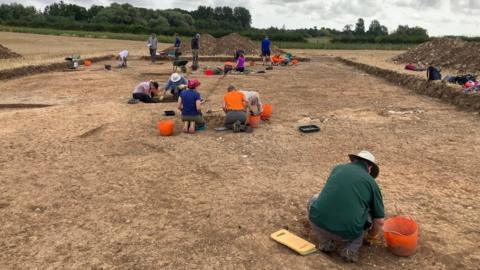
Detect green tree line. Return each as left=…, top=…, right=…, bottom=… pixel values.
left=0, top=2, right=431, bottom=44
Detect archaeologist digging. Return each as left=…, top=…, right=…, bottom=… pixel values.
left=307, top=150, right=385, bottom=263
left=118, top=50, right=128, bottom=68
left=222, top=85, right=251, bottom=132
left=131, top=80, right=160, bottom=103
left=161, top=73, right=188, bottom=101
left=240, top=90, right=263, bottom=115
left=178, top=79, right=206, bottom=133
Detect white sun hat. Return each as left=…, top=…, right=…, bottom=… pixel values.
left=170, top=73, right=182, bottom=83
left=348, top=150, right=379, bottom=178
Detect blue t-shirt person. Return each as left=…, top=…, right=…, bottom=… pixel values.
left=261, top=38, right=271, bottom=54
left=180, top=89, right=201, bottom=116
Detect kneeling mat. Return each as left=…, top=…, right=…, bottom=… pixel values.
left=270, top=229, right=317, bottom=255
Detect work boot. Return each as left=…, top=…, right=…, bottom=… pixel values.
left=340, top=248, right=359, bottom=263
left=233, top=120, right=242, bottom=133
left=318, top=240, right=336, bottom=254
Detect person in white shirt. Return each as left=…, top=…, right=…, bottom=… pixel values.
left=118, top=50, right=129, bottom=68
left=240, top=90, right=263, bottom=115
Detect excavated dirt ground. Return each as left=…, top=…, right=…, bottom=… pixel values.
left=0, top=57, right=479, bottom=269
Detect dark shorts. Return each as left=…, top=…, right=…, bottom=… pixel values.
left=262, top=50, right=271, bottom=57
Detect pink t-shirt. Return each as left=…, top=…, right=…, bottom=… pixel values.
left=237, top=56, right=245, bottom=68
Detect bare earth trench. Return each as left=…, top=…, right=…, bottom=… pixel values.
left=0, top=57, right=479, bottom=269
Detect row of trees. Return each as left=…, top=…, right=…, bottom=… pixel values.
left=0, top=2, right=252, bottom=37
left=0, top=3, right=430, bottom=43
left=333, top=18, right=429, bottom=44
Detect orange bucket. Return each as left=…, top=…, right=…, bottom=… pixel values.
left=249, top=114, right=261, bottom=128
left=157, top=120, right=174, bottom=136
left=261, top=104, right=272, bottom=120
left=383, top=216, right=418, bottom=257
left=84, top=59, right=92, bottom=67
left=249, top=60, right=256, bottom=66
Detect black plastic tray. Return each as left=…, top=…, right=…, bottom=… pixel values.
left=164, top=110, right=176, bottom=116
left=299, top=125, right=320, bottom=133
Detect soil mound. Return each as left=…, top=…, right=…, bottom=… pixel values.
left=393, top=38, right=480, bottom=72
left=164, top=33, right=284, bottom=56
left=0, top=44, right=21, bottom=59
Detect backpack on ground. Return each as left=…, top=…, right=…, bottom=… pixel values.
left=427, top=66, right=441, bottom=81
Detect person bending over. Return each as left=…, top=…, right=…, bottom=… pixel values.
left=161, top=73, right=188, bottom=101
left=307, top=150, right=385, bottom=263
left=132, top=81, right=160, bottom=103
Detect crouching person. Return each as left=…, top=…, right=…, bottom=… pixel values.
left=132, top=81, right=160, bottom=103
left=178, top=79, right=205, bottom=133
left=307, top=151, right=385, bottom=263
left=240, top=90, right=263, bottom=115
left=223, top=85, right=250, bottom=132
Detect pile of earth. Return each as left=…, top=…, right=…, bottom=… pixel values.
left=0, top=44, right=21, bottom=59
left=393, top=38, right=480, bottom=72
left=164, top=33, right=284, bottom=56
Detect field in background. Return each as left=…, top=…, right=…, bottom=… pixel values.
left=0, top=31, right=168, bottom=70
left=1, top=25, right=415, bottom=51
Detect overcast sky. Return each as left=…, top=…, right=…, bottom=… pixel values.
left=2, top=0, right=479, bottom=36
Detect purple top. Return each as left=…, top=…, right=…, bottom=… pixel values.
left=237, top=56, right=245, bottom=68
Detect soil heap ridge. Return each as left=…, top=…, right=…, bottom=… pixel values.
left=393, top=38, right=480, bottom=72
left=0, top=44, right=22, bottom=59
left=163, top=33, right=284, bottom=56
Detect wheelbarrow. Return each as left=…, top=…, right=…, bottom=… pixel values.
left=173, top=59, right=188, bottom=73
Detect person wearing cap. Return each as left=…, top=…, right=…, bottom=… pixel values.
left=307, top=151, right=385, bottom=263
left=240, top=90, right=263, bottom=115
left=178, top=79, right=205, bottom=133
left=161, top=73, right=188, bottom=100
left=223, top=85, right=249, bottom=132
left=132, top=81, right=160, bottom=103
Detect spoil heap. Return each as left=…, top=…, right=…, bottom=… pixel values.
left=163, top=33, right=284, bottom=56
left=393, top=38, right=480, bottom=72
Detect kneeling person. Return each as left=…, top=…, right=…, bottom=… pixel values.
left=307, top=151, right=385, bottom=263
left=240, top=90, right=263, bottom=115
left=132, top=81, right=160, bottom=103
left=223, top=85, right=248, bottom=132
left=178, top=79, right=205, bottom=133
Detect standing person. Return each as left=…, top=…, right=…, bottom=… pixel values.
left=118, top=50, right=129, bottom=68
left=235, top=52, right=246, bottom=72
left=174, top=33, right=182, bottom=60
left=147, top=33, right=158, bottom=63
left=307, top=151, right=385, bottom=263
left=191, top=33, right=200, bottom=68
left=222, top=85, right=249, bottom=132
left=240, top=90, right=263, bottom=115
left=261, top=36, right=271, bottom=66
left=178, top=79, right=205, bottom=133
left=132, top=81, right=160, bottom=103
left=161, top=72, right=188, bottom=100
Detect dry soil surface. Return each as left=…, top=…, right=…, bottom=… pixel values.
left=0, top=57, right=479, bottom=269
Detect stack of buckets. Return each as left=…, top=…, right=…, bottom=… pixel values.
left=383, top=216, right=418, bottom=257
left=248, top=103, right=272, bottom=128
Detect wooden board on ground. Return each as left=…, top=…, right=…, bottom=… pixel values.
left=270, top=229, right=317, bottom=256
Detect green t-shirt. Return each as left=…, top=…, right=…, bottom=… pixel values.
left=308, top=162, right=385, bottom=240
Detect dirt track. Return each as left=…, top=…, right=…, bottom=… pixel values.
left=0, top=57, right=479, bottom=269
